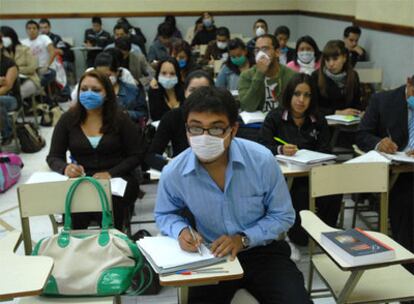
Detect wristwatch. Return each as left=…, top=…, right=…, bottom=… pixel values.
left=240, top=233, right=250, bottom=249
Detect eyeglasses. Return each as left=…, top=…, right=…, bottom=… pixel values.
left=186, top=124, right=231, bottom=136
left=253, top=46, right=272, bottom=54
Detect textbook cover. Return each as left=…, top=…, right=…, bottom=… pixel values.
left=321, top=228, right=395, bottom=266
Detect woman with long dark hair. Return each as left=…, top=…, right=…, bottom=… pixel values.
left=47, top=70, right=145, bottom=230
left=260, top=73, right=341, bottom=247
left=148, top=57, right=185, bottom=121
left=287, top=35, right=321, bottom=75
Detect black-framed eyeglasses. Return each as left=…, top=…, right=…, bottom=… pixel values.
left=186, top=124, right=231, bottom=137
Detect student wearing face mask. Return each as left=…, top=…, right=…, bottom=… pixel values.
left=239, top=34, right=296, bottom=112
left=145, top=70, right=214, bottom=171
left=287, top=35, right=321, bottom=75
left=203, top=27, right=230, bottom=64
left=357, top=76, right=414, bottom=274
left=311, top=40, right=362, bottom=117
left=171, top=40, right=200, bottom=82
left=260, top=74, right=341, bottom=249
left=215, top=38, right=252, bottom=91
left=155, top=86, right=311, bottom=304
left=148, top=58, right=185, bottom=121
left=246, top=19, right=268, bottom=62
left=47, top=70, right=145, bottom=231
left=191, top=12, right=217, bottom=47
left=274, top=26, right=295, bottom=66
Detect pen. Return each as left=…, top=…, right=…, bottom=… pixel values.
left=188, top=226, right=202, bottom=256
left=69, top=155, right=86, bottom=177
left=387, top=128, right=393, bottom=141
left=176, top=270, right=229, bottom=275
left=273, top=137, right=289, bottom=145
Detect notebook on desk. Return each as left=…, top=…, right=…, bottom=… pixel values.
left=137, top=236, right=226, bottom=275
left=239, top=111, right=266, bottom=124
left=325, top=114, right=361, bottom=125
left=276, top=149, right=337, bottom=169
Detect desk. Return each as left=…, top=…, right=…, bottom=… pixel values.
left=279, top=162, right=309, bottom=190
left=159, top=258, right=244, bottom=304
left=0, top=231, right=54, bottom=300
left=389, top=162, right=414, bottom=188
left=327, top=120, right=359, bottom=151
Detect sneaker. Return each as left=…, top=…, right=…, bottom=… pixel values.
left=286, top=237, right=302, bottom=262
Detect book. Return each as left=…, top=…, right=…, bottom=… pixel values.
left=239, top=111, right=266, bottom=124
left=276, top=149, right=337, bottom=169
left=381, top=151, right=414, bottom=164
left=346, top=150, right=391, bottom=164
left=325, top=114, right=361, bottom=125
left=321, top=228, right=395, bottom=266
left=137, top=236, right=226, bottom=275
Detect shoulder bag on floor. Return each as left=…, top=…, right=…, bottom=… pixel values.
left=0, top=152, right=23, bottom=193
left=16, top=122, right=45, bottom=153
left=32, top=177, right=151, bottom=296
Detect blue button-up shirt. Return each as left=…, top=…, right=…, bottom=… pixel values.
left=154, top=138, right=295, bottom=248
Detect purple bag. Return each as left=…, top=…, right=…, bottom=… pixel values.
left=0, top=153, right=23, bottom=193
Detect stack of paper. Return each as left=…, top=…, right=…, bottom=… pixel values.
left=137, top=236, right=226, bottom=275
left=326, top=114, right=361, bottom=125
left=346, top=151, right=390, bottom=164
left=239, top=111, right=266, bottom=124
left=381, top=151, right=414, bottom=164
left=276, top=149, right=337, bottom=169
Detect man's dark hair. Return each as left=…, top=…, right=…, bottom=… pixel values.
left=25, top=20, right=39, bottom=29
left=92, top=16, right=102, bottom=25
left=216, top=27, right=230, bottom=39
left=157, top=22, right=174, bottom=38
left=94, top=50, right=120, bottom=73
left=115, top=36, right=131, bottom=52
left=184, top=70, right=214, bottom=91
left=254, top=19, right=268, bottom=31
left=274, top=25, right=290, bottom=38
left=256, top=34, right=279, bottom=50
left=344, top=25, right=362, bottom=38
left=39, top=18, right=51, bottom=26
left=184, top=86, right=239, bottom=125
left=113, top=23, right=128, bottom=34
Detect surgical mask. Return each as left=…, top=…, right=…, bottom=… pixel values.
left=109, top=75, right=117, bottom=85
left=216, top=41, right=228, bottom=50
left=297, top=51, right=315, bottom=64
left=255, top=50, right=270, bottom=63
left=231, top=55, right=247, bottom=67
left=158, top=76, right=178, bottom=90
left=203, top=19, right=213, bottom=28
left=407, top=96, right=414, bottom=110
left=79, top=91, right=104, bottom=110
left=2, top=37, right=12, bottom=48
left=189, top=133, right=228, bottom=162
left=178, top=59, right=187, bottom=69
left=255, top=27, right=266, bottom=37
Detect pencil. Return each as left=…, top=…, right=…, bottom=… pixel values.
left=273, top=137, right=289, bottom=145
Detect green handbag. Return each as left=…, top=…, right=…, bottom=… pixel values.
left=32, top=177, right=150, bottom=296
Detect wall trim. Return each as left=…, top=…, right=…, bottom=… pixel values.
left=0, top=10, right=412, bottom=37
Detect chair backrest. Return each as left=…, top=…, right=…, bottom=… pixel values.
left=355, top=68, right=383, bottom=84
left=61, top=37, right=74, bottom=46
left=310, top=163, right=389, bottom=199
left=18, top=179, right=112, bottom=254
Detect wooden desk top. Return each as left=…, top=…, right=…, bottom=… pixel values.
left=159, top=257, right=244, bottom=287
left=278, top=162, right=310, bottom=178
left=0, top=231, right=54, bottom=300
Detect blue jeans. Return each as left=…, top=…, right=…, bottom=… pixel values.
left=0, top=95, right=18, bottom=139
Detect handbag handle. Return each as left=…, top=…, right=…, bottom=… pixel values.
left=59, top=177, right=113, bottom=248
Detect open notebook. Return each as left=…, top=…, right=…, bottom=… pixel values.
left=276, top=149, right=336, bottom=168
left=346, top=150, right=414, bottom=164
left=137, top=236, right=226, bottom=275
left=325, top=114, right=361, bottom=125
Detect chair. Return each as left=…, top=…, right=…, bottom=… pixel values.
left=301, top=210, right=414, bottom=303
left=7, top=107, right=24, bottom=153
left=355, top=68, right=383, bottom=88
left=17, top=179, right=118, bottom=304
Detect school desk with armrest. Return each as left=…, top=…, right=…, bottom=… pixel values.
left=17, top=179, right=118, bottom=304
left=301, top=210, right=414, bottom=303
left=159, top=257, right=244, bottom=304
left=0, top=230, right=53, bottom=301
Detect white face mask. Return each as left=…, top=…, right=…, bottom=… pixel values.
left=109, top=75, right=117, bottom=85
left=255, top=27, right=266, bottom=37
left=255, top=50, right=270, bottom=63
left=158, top=76, right=178, bottom=90
left=2, top=37, right=12, bottom=48
left=189, top=133, right=229, bottom=162
left=297, top=51, right=315, bottom=64
left=216, top=41, right=228, bottom=50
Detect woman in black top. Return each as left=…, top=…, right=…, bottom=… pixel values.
left=47, top=70, right=145, bottom=230
left=260, top=73, right=341, bottom=246
left=145, top=70, right=214, bottom=171
left=172, top=40, right=200, bottom=83
left=311, top=40, right=362, bottom=116
left=148, top=58, right=185, bottom=121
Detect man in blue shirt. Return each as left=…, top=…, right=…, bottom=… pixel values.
left=155, top=86, right=311, bottom=303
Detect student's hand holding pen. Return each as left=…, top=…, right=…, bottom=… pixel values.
left=282, top=144, right=298, bottom=156
left=64, top=163, right=85, bottom=178
left=179, top=227, right=203, bottom=253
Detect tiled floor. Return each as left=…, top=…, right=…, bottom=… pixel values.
left=0, top=122, right=398, bottom=304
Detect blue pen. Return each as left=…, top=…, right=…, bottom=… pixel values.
left=69, top=155, right=86, bottom=177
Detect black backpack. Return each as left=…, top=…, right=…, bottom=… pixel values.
left=16, top=122, right=46, bottom=153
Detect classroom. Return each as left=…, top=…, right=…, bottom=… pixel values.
left=0, top=0, right=413, bottom=303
